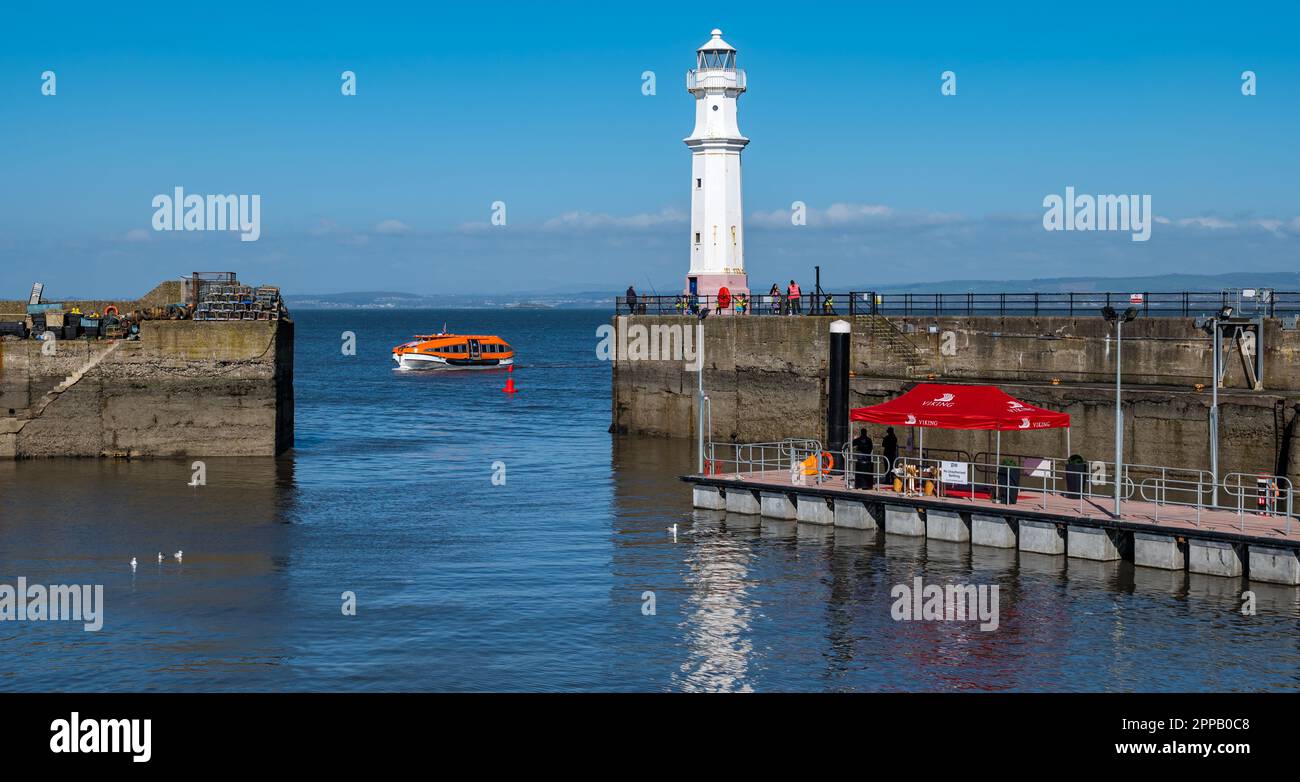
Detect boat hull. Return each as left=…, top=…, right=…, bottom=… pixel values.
left=393, top=352, right=513, bottom=371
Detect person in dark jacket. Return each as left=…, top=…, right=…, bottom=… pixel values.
left=851, top=428, right=874, bottom=489
left=882, top=427, right=899, bottom=473
left=625, top=285, right=638, bottom=315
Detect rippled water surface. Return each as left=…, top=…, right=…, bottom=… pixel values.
left=1, top=310, right=1297, bottom=691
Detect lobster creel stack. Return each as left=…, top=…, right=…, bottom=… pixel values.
left=193, top=280, right=287, bottom=321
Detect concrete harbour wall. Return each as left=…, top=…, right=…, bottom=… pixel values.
left=0, top=319, right=293, bottom=458
left=611, top=314, right=1300, bottom=485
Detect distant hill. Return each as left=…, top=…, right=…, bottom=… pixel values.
left=867, top=271, right=1300, bottom=294
left=285, top=290, right=615, bottom=310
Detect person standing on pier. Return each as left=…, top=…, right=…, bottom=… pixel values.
left=852, top=428, right=875, bottom=489
left=769, top=283, right=782, bottom=314
left=626, top=285, right=638, bottom=315
left=787, top=280, right=802, bottom=314
left=882, top=427, right=899, bottom=472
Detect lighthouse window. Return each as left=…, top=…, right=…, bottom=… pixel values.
left=695, top=178, right=701, bottom=189
left=694, top=232, right=701, bottom=244
left=711, top=104, right=719, bottom=111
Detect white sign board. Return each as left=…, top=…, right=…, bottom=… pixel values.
left=1129, top=293, right=1144, bottom=304
left=940, top=460, right=969, bottom=484
left=1023, top=458, right=1053, bottom=478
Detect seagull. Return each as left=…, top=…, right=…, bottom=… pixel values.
left=668, top=523, right=678, bottom=541
left=174, top=550, right=183, bottom=562
left=157, top=552, right=163, bottom=563
left=130, top=557, right=137, bottom=571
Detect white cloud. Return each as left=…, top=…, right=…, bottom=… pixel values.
left=375, top=219, right=411, bottom=235
left=541, top=207, right=686, bottom=231
left=1177, top=216, right=1235, bottom=230
left=1253, top=217, right=1300, bottom=238
left=750, top=202, right=961, bottom=228
left=123, top=228, right=151, bottom=242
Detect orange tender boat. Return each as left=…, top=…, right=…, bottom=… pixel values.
left=391, top=332, right=515, bottom=371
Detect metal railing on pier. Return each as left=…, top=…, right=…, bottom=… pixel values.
left=702, top=437, right=1297, bottom=532
left=616, top=293, right=856, bottom=317
left=618, top=289, right=1300, bottom=319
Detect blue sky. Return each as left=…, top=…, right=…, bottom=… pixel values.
left=1, top=1, right=1297, bottom=297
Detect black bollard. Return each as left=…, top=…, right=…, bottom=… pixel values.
left=827, top=320, right=850, bottom=469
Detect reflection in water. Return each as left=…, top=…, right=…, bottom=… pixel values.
left=609, top=433, right=1300, bottom=692
left=675, top=512, right=755, bottom=692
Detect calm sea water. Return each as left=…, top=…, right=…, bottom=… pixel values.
left=0, top=309, right=1297, bottom=692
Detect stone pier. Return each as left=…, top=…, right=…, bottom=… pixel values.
left=1133, top=532, right=1186, bottom=571
left=926, top=509, right=970, bottom=543
left=884, top=505, right=925, bottom=536
left=1067, top=525, right=1124, bottom=561
left=0, top=316, right=294, bottom=458
left=724, top=487, right=760, bottom=515
left=693, top=485, right=725, bottom=510
left=796, top=494, right=834, bottom=525
left=833, top=498, right=879, bottom=530
left=1187, top=539, right=1245, bottom=578
left=1019, top=520, right=1066, bottom=555
left=1248, top=546, right=1300, bottom=585
left=971, top=514, right=1017, bottom=548
left=759, top=490, right=796, bottom=519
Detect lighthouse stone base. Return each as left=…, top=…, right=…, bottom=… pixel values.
left=686, top=273, right=749, bottom=312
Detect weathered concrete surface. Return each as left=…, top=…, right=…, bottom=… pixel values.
left=1187, top=539, right=1245, bottom=578
left=1019, top=519, right=1066, bottom=555
left=693, top=485, right=725, bottom=510
left=796, top=494, right=834, bottom=525
left=611, top=314, right=1300, bottom=488
left=833, top=498, right=880, bottom=530
left=1133, top=532, right=1187, bottom=570
left=759, top=490, right=796, bottom=519
left=971, top=514, right=1017, bottom=548
left=884, top=505, right=925, bottom=536
left=1067, top=525, right=1124, bottom=561
left=725, top=487, right=760, bottom=515
left=1248, top=546, right=1300, bottom=585
left=926, top=509, right=970, bottom=542
left=0, top=318, right=293, bottom=458
left=0, top=280, right=183, bottom=321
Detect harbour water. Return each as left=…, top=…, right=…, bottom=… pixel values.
left=0, top=310, right=1297, bottom=692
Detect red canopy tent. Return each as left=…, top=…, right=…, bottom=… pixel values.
left=850, top=383, right=1069, bottom=430
left=850, top=383, right=1070, bottom=471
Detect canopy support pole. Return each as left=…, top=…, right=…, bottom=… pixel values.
left=919, top=427, right=924, bottom=463
left=995, top=430, right=1001, bottom=497
left=1066, top=426, right=1071, bottom=461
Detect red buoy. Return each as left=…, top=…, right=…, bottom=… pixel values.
left=503, top=363, right=518, bottom=393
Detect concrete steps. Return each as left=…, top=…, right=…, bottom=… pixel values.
left=14, top=341, right=122, bottom=427
left=49, top=341, right=121, bottom=392
left=857, top=314, right=930, bottom=375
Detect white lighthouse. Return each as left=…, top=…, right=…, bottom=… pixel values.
left=684, top=28, right=749, bottom=304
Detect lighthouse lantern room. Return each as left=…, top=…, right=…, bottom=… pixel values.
left=684, top=28, right=749, bottom=306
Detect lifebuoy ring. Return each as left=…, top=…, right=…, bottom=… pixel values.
left=717, top=287, right=731, bottom=311
left=801, top=451, right=833, bottom=476
left=104, top=305, right=119, bottom=317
